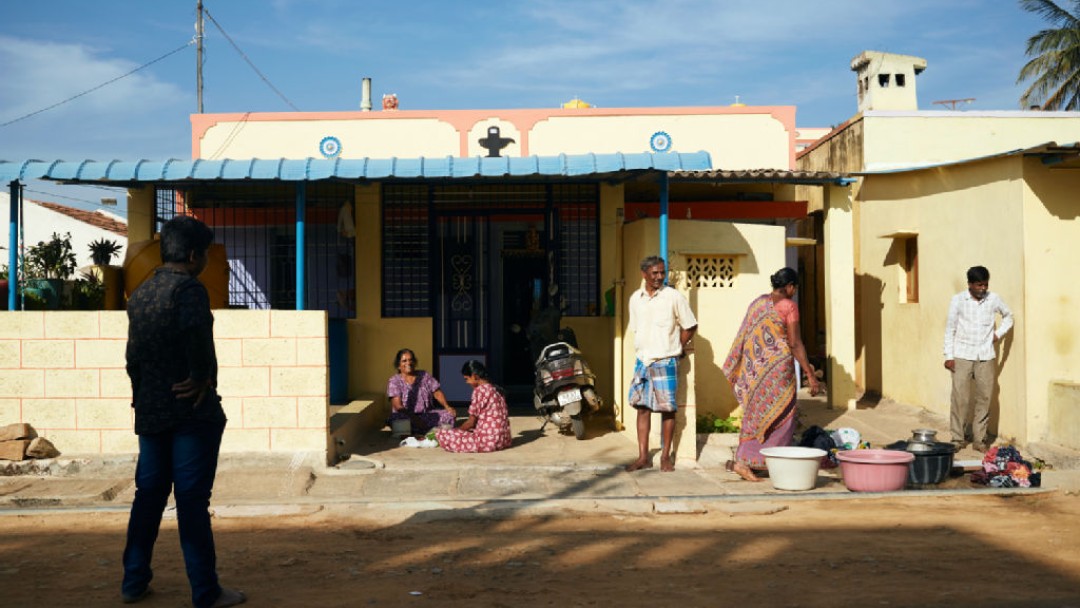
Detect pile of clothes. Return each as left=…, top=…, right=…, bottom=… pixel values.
left=798, top=425, right=872, bottom=468
left=970, top=445, right=1041, bottom=488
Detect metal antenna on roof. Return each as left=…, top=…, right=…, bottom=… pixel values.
left=932, top=98, right=975, bottom=110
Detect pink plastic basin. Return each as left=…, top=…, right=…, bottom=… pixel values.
left=836, top=449, right=915, bottom=492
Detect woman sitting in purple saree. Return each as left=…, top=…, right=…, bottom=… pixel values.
left=386, top=348, right=457, bottom=435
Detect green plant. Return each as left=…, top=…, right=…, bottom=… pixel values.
left=88, top=238, right=123, bottom=266
left=696, top=413, right=741, bottom=434
left=25, top=232, right=77, bottom=280
left=71, top=271, right=105, bottom=310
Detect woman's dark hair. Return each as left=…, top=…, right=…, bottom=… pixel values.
left=393, top=348, right=417, bottom=369
left=966, top=265, right=990, bottom=283
left=160, top=215, right=214, bottom=263
left=460, top=359, right=490, bottom=380
left=770, top=267, right=798, bottom=290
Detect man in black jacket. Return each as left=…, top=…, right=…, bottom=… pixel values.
left=121, top=216, right=244, bottom=608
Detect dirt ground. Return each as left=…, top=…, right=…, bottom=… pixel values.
left=2, top=492, right=1079, bottom=608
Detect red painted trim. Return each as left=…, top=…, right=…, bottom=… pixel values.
left=191, top=206, right=338, bottom=226
left=625, top=200, right=807, bottom=220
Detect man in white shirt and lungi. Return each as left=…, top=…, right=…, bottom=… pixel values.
left=625, top=256, right=697, bottom=472
left=943, top=265, right=1013, bottom=452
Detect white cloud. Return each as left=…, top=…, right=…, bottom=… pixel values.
left=0, top=35, right=187, bottom=123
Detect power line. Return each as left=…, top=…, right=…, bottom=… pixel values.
left=202, top=8, right=300, bottom=111
left=0, top=41, right=194, bottom=128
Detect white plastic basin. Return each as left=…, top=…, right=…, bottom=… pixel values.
left=759, top=446, right=827, bottom=491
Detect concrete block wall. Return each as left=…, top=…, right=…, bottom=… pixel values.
left=0, top=310, right=329, bottom=457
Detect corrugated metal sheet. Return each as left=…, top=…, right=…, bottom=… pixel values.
left=669, top=168, right=853, bottom=185
left=0, top=151, right=712, bottom=184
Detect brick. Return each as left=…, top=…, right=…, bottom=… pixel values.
left=214, top=339, right=243, bottom=367
left=40, top=429, right=100, bottom=454
left=297, top=397, right=328, bottom=428
left=0, top=422, right=36, bottom=441
left=242, top=338, right=297, bottom=366
left=271, top=368, right=327, bottom=397
left=213, top=310, right=270, bottom=339
left=0, top=312, right=44, bottom=339
left=296, top=338, right=327, bottom=366
left=22, top=340, right=75, bottom=368
left=76, top=399, right=132, bottom=429
left=0, top=399, right=18, bottom=424
left=44, top=312, right=100, bottom=339
left=23, top=399, right=77, bottom=429
left=0, top=439, right=29, bottom=460
left=270, top=428, right=326, bottom=452
left=100, top=369, right=132, bottom=398
left=44, top=369, right=99, bottom=398
left=75, top=340, right=126, bottom=369
left=242, top=397, right=298, bottom=428
left=100, top=430, right=138, bottom=453
left=98, top=312, right=128, bottom=338
left=221, top=428, right=270, bottom=452
left=217, top=367, right=270, bottom=398
left=0, top=341, right=20, bottom=368
left=270, top=311, right=326, bottom=338
left=0, top=370, right=45, bottom=398
left=221, top=397, right=243, bottom=425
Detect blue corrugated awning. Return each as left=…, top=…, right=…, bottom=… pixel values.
left=0, top=151, right=713, bottom=184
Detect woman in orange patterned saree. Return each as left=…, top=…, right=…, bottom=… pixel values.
left=722, top=268, right=821, bottom=481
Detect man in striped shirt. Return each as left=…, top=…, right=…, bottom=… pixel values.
left=943, top=266, right=1013, bottom=452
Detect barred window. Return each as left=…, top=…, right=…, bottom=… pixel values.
left=685, top=256, right=737, bottom=288
left=382, top=186, right=431, bottom=317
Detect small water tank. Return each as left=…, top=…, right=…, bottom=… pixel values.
left=123, top=239, right=229, bottom=309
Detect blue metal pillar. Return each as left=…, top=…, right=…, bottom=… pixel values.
left=658, top=172, right=669, bottom=283
left=295, top=182, right=306, bottom=310
left=7, top=181, right=19, bottom=310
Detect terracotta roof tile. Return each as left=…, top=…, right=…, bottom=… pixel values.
left=30, top=200, right=127, bottom=236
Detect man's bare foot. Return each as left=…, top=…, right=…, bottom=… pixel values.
left=660, top=456, right=675, bottom=472
left=725, top=459, right=762, bottom=482
left=625, top=458, right=652, bottom=472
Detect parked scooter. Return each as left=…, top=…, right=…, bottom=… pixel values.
left=533, top=339, right=601, bottom=440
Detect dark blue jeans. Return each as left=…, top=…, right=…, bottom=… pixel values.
left=122, top=419, right=225, bottom=608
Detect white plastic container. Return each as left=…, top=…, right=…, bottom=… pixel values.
left=759, top=446, right=827, bottom=491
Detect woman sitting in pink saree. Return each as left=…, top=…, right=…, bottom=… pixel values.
left=436, top=360, right=512, bottom=453
left=722, top=267, right=821, bottom=482
left=386, top=349, right=457, bottom=435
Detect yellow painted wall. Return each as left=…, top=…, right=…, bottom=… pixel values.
left=0, top=310, right=329, bottom=457
left=862, top=113, right=1080, bottom=170
left=201, top=118, right=459, bottom=159
left=1020, top=156, right=1080, bottom=449
left=529, top=114, right=790, bottom=169
left=857, top=156, right=1027, bottom=441
left=618, top=219, right=785, bottom=460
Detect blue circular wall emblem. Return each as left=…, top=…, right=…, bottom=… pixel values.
left=319, top=136, right=342, bottom=158
left=649, top=131, right=672, bottom=153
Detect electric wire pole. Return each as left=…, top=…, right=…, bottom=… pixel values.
left=196, top=0, right=204, bottom=113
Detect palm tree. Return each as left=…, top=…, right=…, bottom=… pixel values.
left=1017, top=0, right=1080, bottom=110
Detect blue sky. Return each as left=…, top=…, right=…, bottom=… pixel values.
left=0, top=0, right=1050, bottom=216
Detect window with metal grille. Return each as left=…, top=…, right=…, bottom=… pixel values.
left=154, top=183, right=356, bottom=318
left=382, top=185, right=431, bottom=317
left=381, top=183, right=599, bottom=317
left=553, top=184, right=599, bottom=316
left=685, top=255, right=737, bottom=288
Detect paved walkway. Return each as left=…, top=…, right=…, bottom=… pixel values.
left=2, top=396, right=1078, bottom=518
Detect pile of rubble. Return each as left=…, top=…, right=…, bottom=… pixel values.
left=0, top=423, right=60, bottom=462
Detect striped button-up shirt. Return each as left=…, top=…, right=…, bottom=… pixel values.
left=943, top=290, right=1013, bottom=362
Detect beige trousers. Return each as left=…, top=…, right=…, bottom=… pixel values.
left=950, top=358, right=995, bottom=446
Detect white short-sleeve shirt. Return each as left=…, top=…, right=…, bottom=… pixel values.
left=628, top=285, right=698, bottom=364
